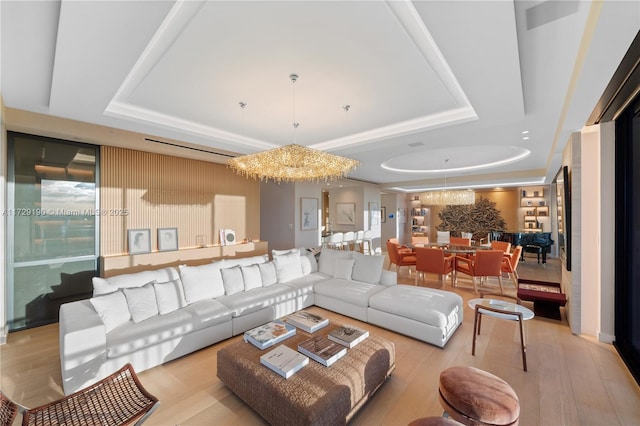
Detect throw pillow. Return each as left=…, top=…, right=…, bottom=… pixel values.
left=241, top=264, right=262, bottom=291
left=273, top=250, right=303, bottom=283
left=300, top=251, right=318, bottom=275
left=272, top=248, right=298, bottom=257
left=333, top=258, right=355, bottom=280
left=351, top=252, right=385, bottom=284
left=153, top=279, right=186, bottom=315
left=90, top=290, right=131, bottom=332
left=123, top=282, right=159, bottom=323
left=179, top=261, right=226, bottom=303
left=221, top=266, right=245, bottom=295
left=259, top=262, right=278, bottom=287
left=318, top=248, right=352, bottom=276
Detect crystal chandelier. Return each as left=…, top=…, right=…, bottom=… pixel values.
left=228, top=74, right=359, bottom=183
left=419, top=159, right=475, bottom=205
left=420, top=189, right=475, bottom=206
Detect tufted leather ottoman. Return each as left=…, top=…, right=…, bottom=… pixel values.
left=438, top=366, right=520, bottom=426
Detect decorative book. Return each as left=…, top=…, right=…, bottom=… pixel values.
left=244, top=320, right=296, bottom=350
left=286, top=311, right=329, bottom=333
left=297, top=335, right=347, bottom=367
left=328, top=325, right=369, bottom=348
left=260, top=344, right=309, bottom=379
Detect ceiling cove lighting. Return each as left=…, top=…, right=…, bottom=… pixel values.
left=228, top=74, right=359, bottom=183
left=418, top=159, right=475, bottom=205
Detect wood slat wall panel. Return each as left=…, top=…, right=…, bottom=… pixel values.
left=100, top=146, right=260, bottom=256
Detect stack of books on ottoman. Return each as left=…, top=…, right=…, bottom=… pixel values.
left=328, top=325, right=369, bottom=348
left=297, top=335, right=347, bottom=367
left=260, top=345, right=309, bottom=379
left=286, top=310, right=329, bottom=333
left=244, top=320, right=296, bottom=350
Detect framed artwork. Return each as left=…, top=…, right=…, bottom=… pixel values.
left=220, top=229, right=237, bottom=245
left=381, top=206, right=386, bottom=223
left=369, top=202, right=379, bottom=226
left=300, top=198, right=319, bottom=230
left=398, top=208, right=407, bottom=224
left=336, top=202, right=356, bottom=225
left=158, top=227, right=178, bottom=251
left=128, top=228, right=151, bottom=254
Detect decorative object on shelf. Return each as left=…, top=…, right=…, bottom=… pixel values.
left=369, top=202, right=380, bottom=227
left=300, top=197, right=319, bottom=230
left=128, top=228, right=151, bottom=254
left=227, top=74, right=359, bottom=183
left=220, top=229, right=237, bottom=246
left=196, top=234, right=207, bottom=247
left=336, top=202, right=356, bottom=225
left=158, top=227, right=178, bottom=252
left=419, top=159, right=475, bottom=205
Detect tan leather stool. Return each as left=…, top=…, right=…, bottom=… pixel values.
left=409, top=416, right=463, bottom=425
left=438, top=366, right=520, bottom=426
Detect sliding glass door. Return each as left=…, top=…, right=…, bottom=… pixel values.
left=7, top=132, right=99, bottom=331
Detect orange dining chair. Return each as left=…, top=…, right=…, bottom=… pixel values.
left=414, top=247, right=454, bottom=287
left=386, top=240, right=416, bottom=273
left=490, top=240, right=512, bottom=254
left=502, top=245, right=523, bottom=282
left=455, top=250, right=505, bottom=294
left=449, top=237, right=471, bottom=247
left=389, top=238, right=412, bottom=253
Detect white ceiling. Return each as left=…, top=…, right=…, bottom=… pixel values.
left=1, top=1, right=638, bottom=192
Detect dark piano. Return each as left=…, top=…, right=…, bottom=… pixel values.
left=490, top=231, right=554, bottom=264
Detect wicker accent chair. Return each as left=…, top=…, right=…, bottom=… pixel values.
left=20, top=363, right=159, bottom=426
left=0, top=392, right=18, bottom=426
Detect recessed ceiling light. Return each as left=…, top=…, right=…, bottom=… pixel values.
left=523, top=136, right=530, bottom=140
left=521, top=130, right=529, bottom=134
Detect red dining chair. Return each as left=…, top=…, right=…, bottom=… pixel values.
left=490, top=240, right=512, bottom=254
left=414, top=247, right=454, bottom=287
left=455, top=250, right=505, bottom=294
left=449, top=237, right=472, bottom=247
left=387, top=240, right=416, bottom=273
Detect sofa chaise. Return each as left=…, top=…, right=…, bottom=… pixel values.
left=59, top=248, right=463, bottom=395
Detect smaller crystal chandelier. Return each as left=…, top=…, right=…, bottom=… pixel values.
left=228, top=74, right=359, bottom=183
left=419, top=159, right=475, bottom=205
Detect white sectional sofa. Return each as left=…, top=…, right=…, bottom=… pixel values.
left=59, top=248, right=463, bottom=395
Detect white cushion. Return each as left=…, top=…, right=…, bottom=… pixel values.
left=179, top=261, right=226, bottom=303
left=92, top=267, right=180, bottom=296
left=241, top=264, right=262, bottom=291
left=222, top=255, right=269, bottom=268
left=259, top=262, right=278, bottom=287
left=318, top=249, right=352, bottom=276
left=273, top=251, right=303, bottom=283
left=221, top=266, right=245, bottom=295
left=333, top=258, right=355, bottom=280
left=153, top=279, right=186, bottom=315
left=272, top=248, right=298, bottom=257
left=90, top=291, right=131, bottom=332
left=123, top=283, right=158, bottom=323
left=300, top=252, right=318, bottom=275
left=351, top=252, right=385, bottom=284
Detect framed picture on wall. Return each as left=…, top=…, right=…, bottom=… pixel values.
left=336, top=202, right=356, bottom=225
left=128, top=228, right=151, bottom=254
left=398, top=208, right=407, bottom=224
left=381, top=206, right=386, bottom=223
left=300, top=198, right=319, bottom=230
left=369, top=202, right=379, bottom=227
left=158, top=227, right=178, bottom=251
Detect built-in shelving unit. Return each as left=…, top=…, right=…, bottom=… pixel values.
left=520, top=186, right=550, bottom=232
left=410, top=196, right=429, bottom=236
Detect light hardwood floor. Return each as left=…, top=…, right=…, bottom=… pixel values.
left=2, top=256, right=640, bottom=425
